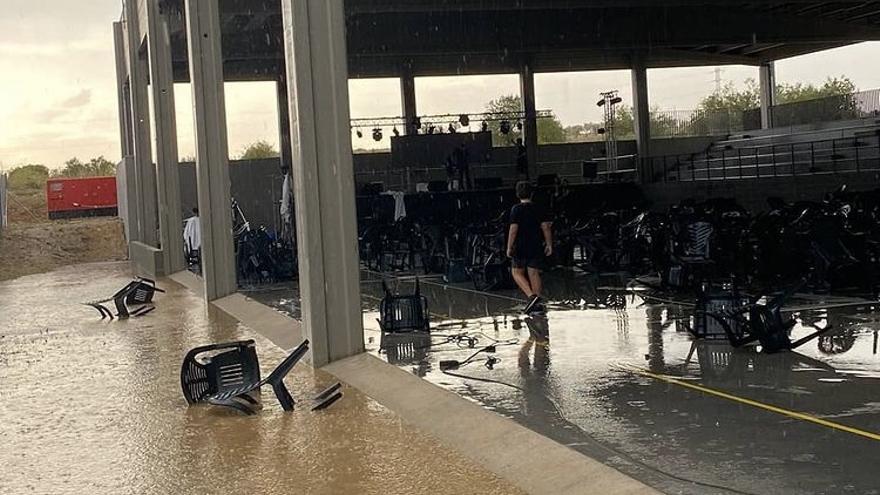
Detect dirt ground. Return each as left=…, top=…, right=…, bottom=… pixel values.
left=0, top=187, right=128, bottom=281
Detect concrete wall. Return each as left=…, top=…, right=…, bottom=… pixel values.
left=0, top=173, right=7, bottom=231
left=642, top=171, right=880, bottom=212
left=180, top=158, right=285, bottom=232
left=174, top=138, right=723, bottom=231
left=116, top=159, right=131, bottom=241
left=354, top=137, right=715, bottom=191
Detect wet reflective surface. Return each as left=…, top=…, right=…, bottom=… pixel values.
left=362, top=270, right=880, bottom=495
left=0, top=263, right=521, bottom=495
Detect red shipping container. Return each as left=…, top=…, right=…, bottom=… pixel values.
left=46, top=176, right=118, bottom=220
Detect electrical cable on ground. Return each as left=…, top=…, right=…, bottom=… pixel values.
left=440, top=369, right=762, bottom=495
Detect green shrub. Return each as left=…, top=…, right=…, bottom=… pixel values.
left=7, top=164, right=49, bottom=190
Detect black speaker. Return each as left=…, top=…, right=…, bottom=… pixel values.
left=582, top=161, right=598, bottom=179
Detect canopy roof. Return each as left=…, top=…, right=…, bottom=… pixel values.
left=151, top=0, right=880, bottom=80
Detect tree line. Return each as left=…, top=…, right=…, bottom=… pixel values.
left=486, top=75, right=857, bottom=144
left=5, top=157, right=117, bottom=190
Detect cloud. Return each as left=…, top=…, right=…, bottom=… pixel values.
left=0, top=39, right=106, bottom=57
left=60, top=89, right=93, bottom=109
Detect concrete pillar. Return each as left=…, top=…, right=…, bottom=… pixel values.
left=760, top=61, right=776, bottom=129
left=125, top=0, right=159, bottom=247
left=185, top=0, right=237, bottom=301
left=114, top=21, right=140, bottom=243
left=147, top=0, right=185, bottom=274
left=631, top=60, right=651, bottom=181
left=277, top=76, right=294, bottom=172
left=281, top=0, right=364, bottom=365
left=113, top=22, right=133, bottom=158
left=519, top=62, right=539, bottom=180
left=401, top=68, right=418, bottom=135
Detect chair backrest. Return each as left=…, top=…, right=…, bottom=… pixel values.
left=181, top=341, right=261, bottom=404
left=380, top=278, right=430, bottom=333
left=684, top=221, right=713, bottom=258
left=125, top=280, right=157, bottom=305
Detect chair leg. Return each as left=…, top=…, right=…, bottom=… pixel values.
left=314, top=383, right=342, bottom=402
left=790, top=325, right=834, bottom=350
left=271, top=381, right=296, bottom=411
left=312, top=392, right=342, bottom=411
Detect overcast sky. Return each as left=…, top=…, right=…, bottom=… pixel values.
left=2, top=1, right=879, bottom=169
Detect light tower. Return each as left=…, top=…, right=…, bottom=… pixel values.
left=597, top=90, right=624, bottom=173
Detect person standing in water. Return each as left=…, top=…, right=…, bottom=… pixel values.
left=507, top=181, right=553, bottom=314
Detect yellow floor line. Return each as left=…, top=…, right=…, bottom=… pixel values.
left=616, top=363, right=880, bottom=442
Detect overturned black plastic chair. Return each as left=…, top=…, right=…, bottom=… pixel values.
left=180, top=339, right=342, bottom=415
left=703, top=286, right=832, bottom=354
left=378, top=278, right=430, bottom=333
left=84, top=277, right=164, bottom=320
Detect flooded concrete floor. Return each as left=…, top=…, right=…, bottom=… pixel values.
left=360, top=270, right=880, bottom=495
left=0, top=263, right=523, bottom=495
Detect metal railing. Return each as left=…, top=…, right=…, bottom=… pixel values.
left=650, top=108, right=744, bottom=138
left=645, top=133, right=880, bottom=183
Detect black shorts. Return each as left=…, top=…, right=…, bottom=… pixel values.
left=511, top=256, right=545, bottom=270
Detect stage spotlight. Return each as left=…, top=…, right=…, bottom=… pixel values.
left=597, top=99, right=606, bottom=107
left=459, top=114, right=470, bottom=127
left=500, top=120, right=511, bottom=135
left=481, top=121, right=489, bottom=132
left=356, top=129, right=363, bottom=139
left=372, top=128, right=383, bottom=141
left=610, top=96, right=623, bottom=105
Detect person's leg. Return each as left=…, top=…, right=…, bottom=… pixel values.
left=511, top=267, right=534, bottom=298
left=527, top=267, right=543, bottom=298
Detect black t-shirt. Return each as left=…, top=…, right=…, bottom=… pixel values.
left=510, top=202, right=550, bottom=258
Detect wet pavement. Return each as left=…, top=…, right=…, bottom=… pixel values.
left=0, top=263, right=522, bottom=495
left=358, top=270, right=880, bottom=495
left=224, top=267, right=880, bottom=494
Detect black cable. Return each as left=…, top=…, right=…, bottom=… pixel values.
left=440, top=369, right=762, bottom=495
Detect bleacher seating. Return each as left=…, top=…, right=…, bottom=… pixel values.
left=649, top=119, right=880, bottom=182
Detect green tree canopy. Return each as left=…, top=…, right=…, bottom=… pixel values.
left=7, top=164, right=50, bottom=190
left=697, top=76, right=857, bottom=114
left=237, top=140, right=279, bottom=160
left=484, top=95, right=566, bottom=145
left=776, top=77, right=857, bottom=104
left=52, top=156, right=116, bottom=178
